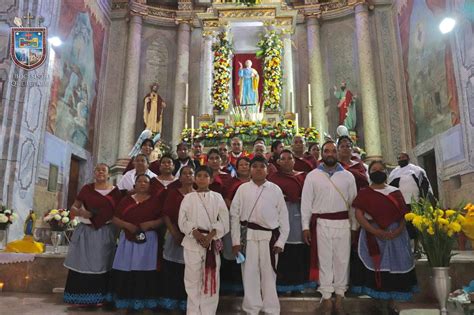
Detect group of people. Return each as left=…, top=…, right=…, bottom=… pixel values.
left=63, top=134, right=431, bottom=315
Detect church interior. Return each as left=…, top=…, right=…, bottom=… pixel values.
left=0, top=0, right=474, bottom=314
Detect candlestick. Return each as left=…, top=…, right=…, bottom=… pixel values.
left=295, top=113, right=299, bottom=135
left=191, top=115, right=195, bottom=141
left=185, top=83, right=189, bottom=107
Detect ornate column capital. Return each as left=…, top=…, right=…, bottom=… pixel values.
left=305, top=14, right=322, bottom=25
left=354, top=2, right=369, bottom=14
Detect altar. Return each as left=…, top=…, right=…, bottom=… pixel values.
left=175, top=0, right=309, bottom=145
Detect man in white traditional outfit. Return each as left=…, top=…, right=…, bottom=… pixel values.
left=387, top=152, right=433, bottom=206
left=387, top=152, right=434, bottom=254
left=230, top=156, right=289, bottom=315
left=178, top=166, right=229, bottom=315
left=301, top=141, right=357, bottom=315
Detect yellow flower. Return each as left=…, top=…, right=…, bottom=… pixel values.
left=448, top=222, right=462, bottom=233
left=445, top=210, right=456, bottom=217
left=404, top=213, right=416, bottom=221
left=435, top=209, right=444, bottom=217
left=456, top=215, right=466, bottom=224
left=423, top=218, right=431, bottom=226
left=50, top=209, right=59, bottom=215
left=463, top=203, right=473, bottom=211
left=437, top=217, right=449, bottom=226
left=447, top=230, right=454, bottom=237
left=412, top=215, right=424, bottom=230
left=427, top=226, right=435, bottom=235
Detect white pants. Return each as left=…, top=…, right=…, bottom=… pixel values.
left=242, top=239, right=280, bottom=315
left=317, top=224, right=351, bottom=299
left=184, top=247, right=221, bottom=315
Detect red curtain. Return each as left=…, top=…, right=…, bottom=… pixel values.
left=232, top=54, right=264, bottom=110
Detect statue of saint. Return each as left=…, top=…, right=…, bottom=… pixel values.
left=143, top=83, right=166, bottom=133
left=334, top=81, right=357, bottom=130
left=238, top=60, right=259, bottom=108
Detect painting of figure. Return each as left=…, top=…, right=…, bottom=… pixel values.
left=47, top=0, right=106, bottom=150
left=397, top=0, right=460, bottom=145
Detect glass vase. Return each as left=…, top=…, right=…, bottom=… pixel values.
left=50, top=230, right=64, bottom=254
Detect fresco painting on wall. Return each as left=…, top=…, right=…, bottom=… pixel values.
left=46, top=0, right=106, bottom=150
left=398, top=0, right=460, bottom=145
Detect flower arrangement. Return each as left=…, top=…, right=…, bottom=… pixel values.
left=212, top=31, right=233, bottom=112
left=256, top=31, right=283, bottom=111
left=404, top=198, right=467, bottom=267
left=298, top=127, right=320, bottom=143
left=181, top=120, right=320, bottom=147
left=44, top=209, right=78, bottom=231
left=0, top=204, right=17, bottom=229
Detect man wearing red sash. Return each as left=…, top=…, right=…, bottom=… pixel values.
left=301, top=141, right=357, bottom=315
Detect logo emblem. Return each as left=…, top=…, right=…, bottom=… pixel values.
left=10, top=27, right=47, bottom=70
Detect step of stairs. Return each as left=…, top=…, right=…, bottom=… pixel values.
left=217, top=295, right=379, bottom=314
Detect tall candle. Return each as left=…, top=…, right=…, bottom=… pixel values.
left=308, top=84, right=312, bottom=106
left=308, top=110, right=312, bottom=128
left=0, top=282, right=4, bottom=292
left=295, top=113, right=299, bottom=135
left=185, top=83, right=189, bottom=106
left=191, top=115, right=195, bottom=140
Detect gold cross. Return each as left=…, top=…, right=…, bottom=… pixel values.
left=23, top=12, right=35, bottom=27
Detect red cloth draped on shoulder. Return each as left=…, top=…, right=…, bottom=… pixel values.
left=210, top=173, right=232, bottom=195
left=149, top=177, right=181, bottom=197
left=162, top=188, right=185, bottom=227
left=294, top=157, right=314, bottom=173
left=114, top=194, right=162, bottom=241
left=77, top=183, right=125, bottom=229
left=303, top=154, right=319, bottom=169
left=224, top=177, right=246, bottom=201
left=268, top=171, right=306, bottom=203
left=341, top=161, right=369, bottom=191
left=352, top=187, right=408, bottom=287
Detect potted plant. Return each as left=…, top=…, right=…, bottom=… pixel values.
left=405, top=198, right=467, bottom=314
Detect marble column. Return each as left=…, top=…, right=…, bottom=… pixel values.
left=172, top=22, right=191, bottom=145
left=307, top=16, right=327, bottom=139
left=355, top=4, right=382, bottom=159
left=282, top=31, right=295, bottom=113
left=200, top=32, right=214, bottom=115
left=118, top=13, right=143, bottom=160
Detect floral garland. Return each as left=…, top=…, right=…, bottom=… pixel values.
left=181, top=120, right=319, bottom=147
left=212, top=32, right=233, bottom=112
left=298, top=127, right=320, bottom=143
left=257, top=31, right=283, bottom=111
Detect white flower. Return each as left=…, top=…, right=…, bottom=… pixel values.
left=61, top=211, right=69, bottom=217
left=53, top=214, right=61, bottom=221
left=61, top=217, right=70, bottom=224
left=71, top=219, right=79, bottom=227
left=0, top=214, right=8, bottom=223
left=4, top=209, right=11, bottom=215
